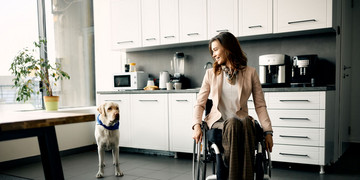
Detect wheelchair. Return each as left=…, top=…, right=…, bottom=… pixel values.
left=192, top=101, right=271, bottom=180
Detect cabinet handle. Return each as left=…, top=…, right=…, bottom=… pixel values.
left=279, top=135, right=309, bottom=139
left=187, top=33, right=199, bottom=36
left=145, top=38, right=156, bottom=41
left=216, top=29, right=229, bottom=32
left=164, top=35, right=175, bottom=39
left=248, top=25, right=262, bottom=29
left=176, top=100, right=188, bottom=102
left=139, top=100, right=158, bottom=102
left=279, top=117, right=309, bottom=120
left=105, top=100, right=122, bottom=102
left=288, top=19, right=316, bottom=24
left=117, top=40, right=133, bottom=44
left=279, top=152, right=309, bottom=157
left=279, top=100, right=310, bottom=102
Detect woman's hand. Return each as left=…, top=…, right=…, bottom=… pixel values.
left=192, top=124, right=203, bottom=144
left=265, top=134, right=273, bottom=152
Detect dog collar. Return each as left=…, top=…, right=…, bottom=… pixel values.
left=97, top=114, right=119, bottom=130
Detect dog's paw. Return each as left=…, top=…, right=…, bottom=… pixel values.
left=96, top=172, right=104, bottom=178
left=115, top=171, right=124, bottom=177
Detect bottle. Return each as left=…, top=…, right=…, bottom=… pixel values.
left=129, top=63, right=136, bottom=72
left=124, top=59, right=130, bottom=72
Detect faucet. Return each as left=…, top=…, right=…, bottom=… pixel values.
left=204, top=62, right=213, bottom=69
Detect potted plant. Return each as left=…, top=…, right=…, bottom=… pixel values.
left=9, top=39, right=70, bottom=111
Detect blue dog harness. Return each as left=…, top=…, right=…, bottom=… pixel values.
left=97, top=114, right=119, bottom=130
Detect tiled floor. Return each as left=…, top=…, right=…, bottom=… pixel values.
left=1, top=144, right=360, bottom=180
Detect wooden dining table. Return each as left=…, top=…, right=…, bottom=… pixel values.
left=0, top=110, right=95, bottom=180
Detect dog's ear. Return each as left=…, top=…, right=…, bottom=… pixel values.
left=97, top=103, right=106, bottom=115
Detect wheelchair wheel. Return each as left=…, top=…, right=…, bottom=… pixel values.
left=192, top=139, right=208, bottom=180
left=255, top=141, right=272, bottom=180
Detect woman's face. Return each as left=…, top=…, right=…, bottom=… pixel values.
left=211, top=40, right=227, bottom=66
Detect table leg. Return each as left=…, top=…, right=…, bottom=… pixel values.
left=37, top=126, right=65, bottom=180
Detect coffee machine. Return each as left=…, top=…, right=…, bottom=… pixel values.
left=259, top=54, right=291, bottom=87
left=291, top=55, right=318, bottom=87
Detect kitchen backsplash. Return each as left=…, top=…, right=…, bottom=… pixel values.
left=127, top=32, right=336, bottom=88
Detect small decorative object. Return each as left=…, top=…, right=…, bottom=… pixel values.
left=9, top=39, right=70, bottom=111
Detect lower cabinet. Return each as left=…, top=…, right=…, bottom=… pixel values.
left=169, top=93, right=196, bottom=153
left=97, top=92, right=196, bottom=153
left=97, top=94, right=132, bottom=147
left=249, top=91, right=335, bottom=173
left=131, top=94, right=169, bottom=151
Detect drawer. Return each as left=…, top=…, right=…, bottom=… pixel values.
left=269, top=110, right=325, bottom=128
left=273, top=127, right=324, bottom=146
left=272, top=144, right=324, bottom=165
left=266, top=92, right=325, bottom=109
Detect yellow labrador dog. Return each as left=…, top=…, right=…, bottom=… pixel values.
left=95, top=102, right=123, bottom=178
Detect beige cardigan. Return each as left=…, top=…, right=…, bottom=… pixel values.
left=193, top=66, right=273, bottom=132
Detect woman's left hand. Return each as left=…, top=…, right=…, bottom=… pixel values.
left=265, top=134, right=273, bottom=152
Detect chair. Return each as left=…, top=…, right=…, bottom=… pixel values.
left=192, top=100, right=271, bottom=180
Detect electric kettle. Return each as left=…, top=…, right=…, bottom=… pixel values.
left=159, top=71, right=170, bottom=90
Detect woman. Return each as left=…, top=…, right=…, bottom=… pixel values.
left=192, top=32, right=273, bottom=180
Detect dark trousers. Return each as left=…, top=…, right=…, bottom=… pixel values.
left=212, top=117, right=255, bottom=180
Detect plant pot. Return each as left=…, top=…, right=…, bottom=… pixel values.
left=43, top=96, right=59, bottom=111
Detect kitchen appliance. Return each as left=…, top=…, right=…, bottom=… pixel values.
left=171, top=52, right=185, bottom=80
left=159, top=71, right=170, bottom=90
left=259, top=54, right=291, bottom=87
left=291, top=55, right=318, bottom=87
left=113, top=71, right=148, bottom=90
left=170, top=52, right=190, bottom=89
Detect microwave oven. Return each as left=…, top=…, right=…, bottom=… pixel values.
left=113, top=71, right=148, bottom=90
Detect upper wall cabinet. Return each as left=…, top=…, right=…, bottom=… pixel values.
left=239, top=0, right=272, bottom=36
left=160, top=0, right=179, bottom=45
left=110, top=0, right=142, bottom=50
left=179, top=0, right=207, bottom=43
left=274, top=0, right=332, bottom=33
left=208, top=0, right=238, bottom=38
left=141, top=0, right=160, bottom=47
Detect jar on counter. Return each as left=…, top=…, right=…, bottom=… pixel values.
left=129, top=63, right=136, bottom=72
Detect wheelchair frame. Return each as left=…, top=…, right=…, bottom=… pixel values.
left=192, top=120, right=272, bottom=180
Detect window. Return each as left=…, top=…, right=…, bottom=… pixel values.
left=0, top=0, right=95, bottom=111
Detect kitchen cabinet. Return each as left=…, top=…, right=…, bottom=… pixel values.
left=169, top=93, right=196, bottom=153
left=141, top=0, right=160, bottom=47
left=159, top=0, right=179, bottom=45
left=110, top=0, right=142, bottom=49
left=249, top=91, right=335, bottom=174
left=274, top=0, right=333, bottom=33
left=207, top=0, right=238, bottom=38
left=97, top=94, right=132, bottom=147
left=239, top=0, right=272, bottom=36
left=130, top=94, right=169, bottom=151
left=179, top=0, right=207, bottom=43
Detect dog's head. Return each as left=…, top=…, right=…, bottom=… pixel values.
left=97, top=102, right=120, bottom=126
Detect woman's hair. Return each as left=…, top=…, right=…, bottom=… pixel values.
left=209, top=32, right=247, bottom=75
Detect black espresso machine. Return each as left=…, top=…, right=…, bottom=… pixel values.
left=291, top=55, right=318, bottom=87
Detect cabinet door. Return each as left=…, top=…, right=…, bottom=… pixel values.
left=274, top=0, right=332, bottom=33
left=110, top=0, right=142, bottom=49
left=142, top=0, right=160, bottom=47
left=169, top=93, right=196, bottom=153
left=131, top=94, right=169, bottom=151
left=239, top=0, right=272, bottom=36
left=159, top=0, right=179, bottom=44
left=208, top=0, right=238, bottom=38
left=97, top=94, right=131, bottom=147
left=179, top=0, right=207, bottom=42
